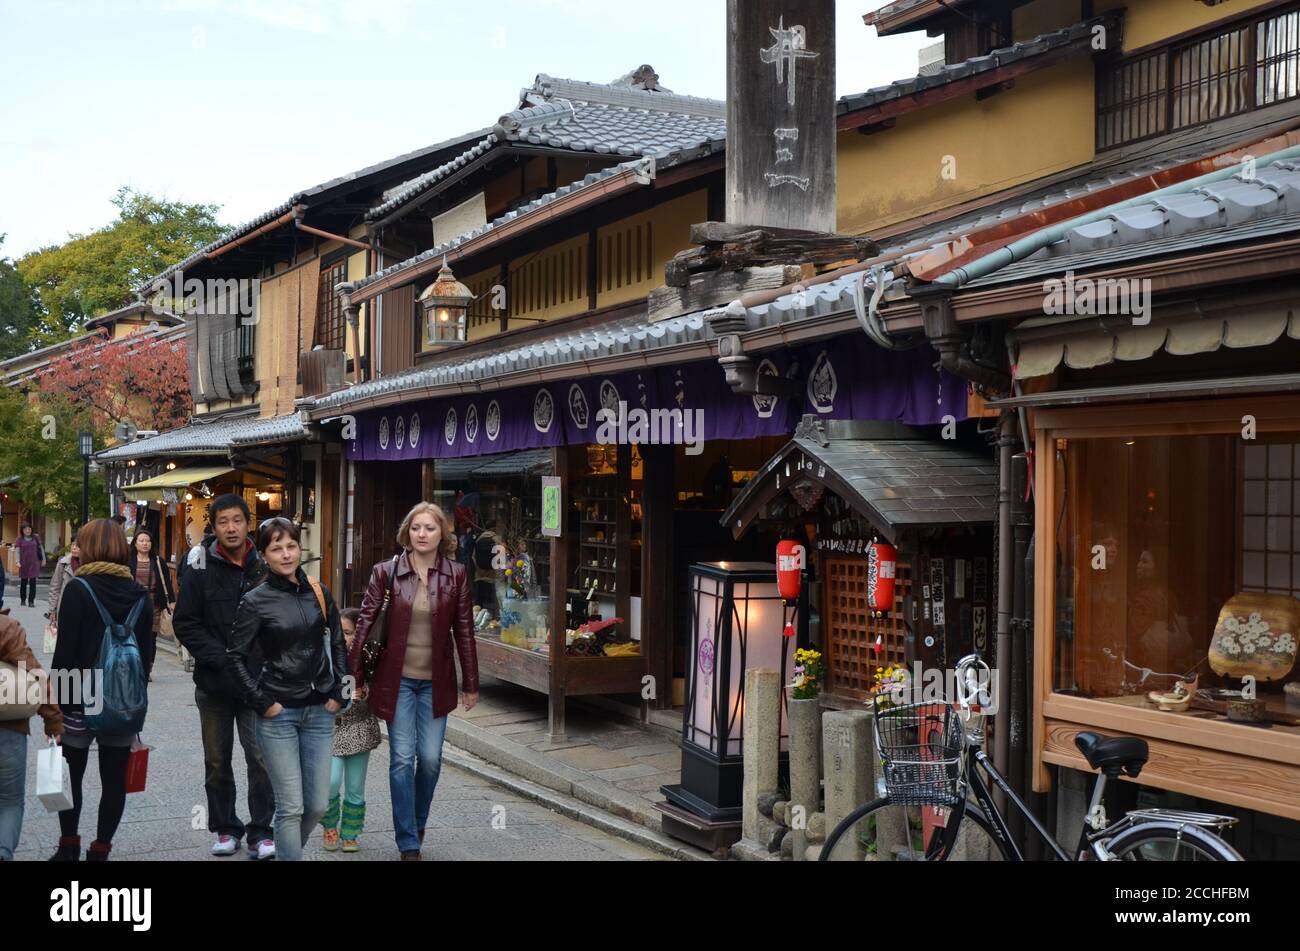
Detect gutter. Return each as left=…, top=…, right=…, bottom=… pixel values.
left=931, top=142, right=1300, bottom=289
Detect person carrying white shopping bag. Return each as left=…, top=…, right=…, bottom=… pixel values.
left=0, top=608, right=64, bottom=862
left=37, top=740, right=75, bottom=813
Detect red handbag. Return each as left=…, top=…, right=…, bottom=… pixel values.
left=126, top=736, right=151, bottom=794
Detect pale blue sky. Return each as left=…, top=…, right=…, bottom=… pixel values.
left=0, top=0, right=930, bottom=258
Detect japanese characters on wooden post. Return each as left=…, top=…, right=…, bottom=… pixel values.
left=725, top=0, right=836, bottom=232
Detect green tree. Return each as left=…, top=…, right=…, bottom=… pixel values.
left=0, top=235, right=38, bottom=361
left=18, top=188, right=225, bottom=347
left=0, top=388, right=107, bottom=527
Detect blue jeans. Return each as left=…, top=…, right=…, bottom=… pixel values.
left=389, top=678, right=448, bottom=853
left=256, top=704, right=336, bottom=862
left=0, top=731, right=26, bottom=861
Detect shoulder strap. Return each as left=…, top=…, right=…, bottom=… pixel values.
left=125, top=593, right=150, bottom=629
left=75, top=578, right=115, bottom=630
left=307, top=575, right=328, bottom=624
left=384, top=555, right=400, bottom=601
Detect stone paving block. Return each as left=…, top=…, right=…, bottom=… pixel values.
left=546, top=745, right=639, bottom=772
left=629, top=751, right=684, bottom=771
left=590, top=763, right=661, bottom=781
left=613, top=772, right=679, bottom=794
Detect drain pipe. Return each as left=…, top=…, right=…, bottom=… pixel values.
left=909, top=283, right=1011, bottom=394
left=932, top=143, right=1300, bottom=289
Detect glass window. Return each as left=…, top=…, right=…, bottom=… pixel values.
left=1054, top=434, right=1240, bottom=698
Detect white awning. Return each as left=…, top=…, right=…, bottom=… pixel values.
left=1012, top=303, right=1300, bottom=380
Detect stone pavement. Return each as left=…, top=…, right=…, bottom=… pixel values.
left=4, top=583, right=665, bottom=862
left=447, top=678, right=688, bottom=835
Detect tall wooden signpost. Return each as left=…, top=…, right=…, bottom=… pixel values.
left=726, top=0, right=837, bottom=233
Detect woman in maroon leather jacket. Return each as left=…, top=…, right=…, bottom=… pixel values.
left=350, top=502, right=478, bottom=861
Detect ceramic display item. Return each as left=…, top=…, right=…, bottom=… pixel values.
left=1208, top=593, right=1299, bottom=682
left=1148, top=676, right=1198, bottom=712
left=1226, top=698, right=1266, bottom=723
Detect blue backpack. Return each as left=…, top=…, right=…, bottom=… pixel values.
left=77, top=578, right=149, bottom=735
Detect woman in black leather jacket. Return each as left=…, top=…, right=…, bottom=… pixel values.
left=226, top=518, right=346, bottom=862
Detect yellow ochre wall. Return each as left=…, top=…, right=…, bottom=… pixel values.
left=836, top=57, right=1095, bottom=235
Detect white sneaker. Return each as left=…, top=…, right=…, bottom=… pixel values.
left=211, top=835, right=238, bottom=856
left=251, top=839, right=275, bottom=861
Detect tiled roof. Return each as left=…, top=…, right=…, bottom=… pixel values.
left=960, top=158, right=1300, bottom=288
left=366, top=72, right=726, bottom=223
left=138, top=128, right=488, bottom=292
left=722, top=416, right=997, bottom=543
left=353, top=156, right=655, bottom=295
left=839, top=15, right=1116, bottom=117
left=96, top=413, right=308, bottom=462
left=310, top=265, right=869, bottom=414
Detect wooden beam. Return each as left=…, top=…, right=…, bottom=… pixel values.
left=649, top=265, right=802, bottom=323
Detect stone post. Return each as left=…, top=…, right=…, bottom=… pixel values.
left=820, top=709, right=872, bottom=860
left=787, top=691, right=820, bottom=860
left=742, top=668, right=781, bottom=843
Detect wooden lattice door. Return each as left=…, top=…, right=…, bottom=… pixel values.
left=824, top=555, right=912, bottom=701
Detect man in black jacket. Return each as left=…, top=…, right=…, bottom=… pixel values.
left=173, top=494, right=276, bottom=860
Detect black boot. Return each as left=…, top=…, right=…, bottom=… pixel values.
left=49, top=836, right=80, bottom=861
left=86, top=841, right=111, bottom=861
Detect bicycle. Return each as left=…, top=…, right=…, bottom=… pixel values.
left=819, top=654, right=1243, bottom=861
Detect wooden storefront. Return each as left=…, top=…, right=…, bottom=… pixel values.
left=722, top=416, right=999, bottom=705
left=1018, top=393, right=1300, bottom=821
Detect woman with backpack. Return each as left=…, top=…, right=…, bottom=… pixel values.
left=48, top=519, right=154, bottom=862
left=227, top=518, right=346, bottom=862
left=16, top=523, right=44, bottom=608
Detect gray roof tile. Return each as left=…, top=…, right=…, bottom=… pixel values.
left=97, top=413, right=308, bottom=462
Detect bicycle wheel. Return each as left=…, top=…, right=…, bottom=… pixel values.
left=818, top=796, right=1014, bottom=861
left=1103, top=822, right=1243, bottom=861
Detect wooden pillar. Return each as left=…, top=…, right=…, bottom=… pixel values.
left=640, top=444, right=675, bottom=710
left=547, top=445, right=570, bottom=742
left=725, top=0, right=837, bottom=231
left=421, top=459, right=435, bottom=501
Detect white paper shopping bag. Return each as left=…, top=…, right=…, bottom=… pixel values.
left=37, top=740, right=74, bottom=813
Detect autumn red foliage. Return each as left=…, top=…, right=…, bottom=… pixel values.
left=37, top=327, right=191, bottom=433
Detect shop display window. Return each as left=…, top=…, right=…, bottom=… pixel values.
left=1053, top=433, right=1300, bottom=728
left=432, top=452, right=553, bottom=655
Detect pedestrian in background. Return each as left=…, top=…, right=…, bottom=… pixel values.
left=173, top=494, right=276, bottom=860
left=130, top=529, right=176, bottom=643
left=0, top=609, right=64, bottom=861
left=227, top=518, right=345, bottom=863
left=47, top=542, right=80, bottom=623
left=16, top=524, right=43, bottom=608
left=351, top=502, right=478, bottom=861
left=48, top=519, right=153, bottom=862
left=320, top=607, right=380, bottom=853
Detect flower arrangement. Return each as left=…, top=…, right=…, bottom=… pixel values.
left=791, top=648, right=824, bottom=700
left=871, top=664, right=910, bottom=708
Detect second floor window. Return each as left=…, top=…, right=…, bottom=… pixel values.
left=315, top=259, right=347, bottom=351
left=1097, top=5, right=1300, bottom=150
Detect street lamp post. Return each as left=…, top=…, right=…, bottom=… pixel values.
left=78, top=431, right=94, bottom=527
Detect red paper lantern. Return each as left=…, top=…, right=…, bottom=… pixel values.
left=867, top=542, right=898, bottom=615
left=776, top=540, right=805, bottom=603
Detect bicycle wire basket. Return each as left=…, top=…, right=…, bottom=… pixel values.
left=872, top=695, right=966, bottom=806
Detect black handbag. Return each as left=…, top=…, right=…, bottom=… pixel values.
left=360, top=556, right=400, bottom=683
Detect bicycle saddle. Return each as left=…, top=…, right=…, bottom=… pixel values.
left=1074, top=732, right=1149, bottom=778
